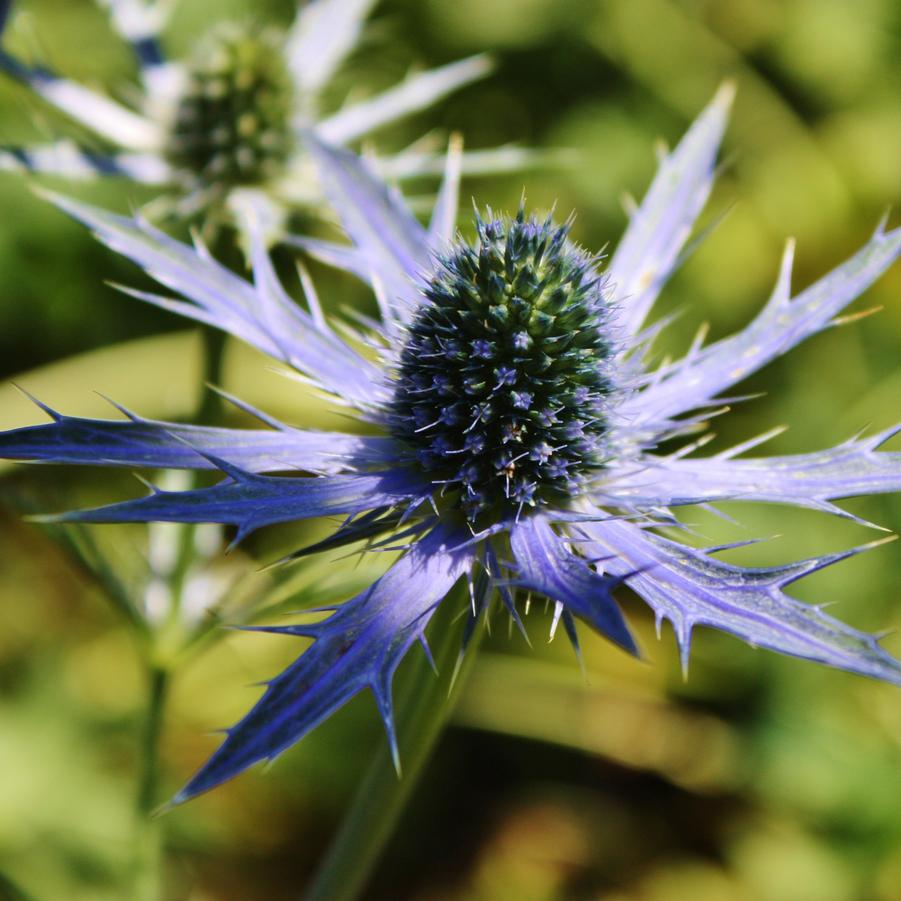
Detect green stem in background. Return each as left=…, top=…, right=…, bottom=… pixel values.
left=196, top=326, right=227, bottom=426
left=132, top=666, right=169, bottom=901
left=195, top=224, right=243, bottom=428
left=130, top=312, right=227, bottom=899
left=304, top=590, right=485, bottom=901
left=168, top=319, right=228, bottom=626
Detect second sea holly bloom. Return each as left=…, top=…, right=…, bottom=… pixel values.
left=2, top=85, right=901, bottom=803
left=0, top=0, right=531, bottom=234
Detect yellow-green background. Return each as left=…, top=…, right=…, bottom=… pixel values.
left=1, top=0, right=901, bottom=898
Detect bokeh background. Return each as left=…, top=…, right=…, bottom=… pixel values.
left=2, top=0, right=901, bottom=899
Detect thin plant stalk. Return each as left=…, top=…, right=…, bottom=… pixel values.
left=133, top=666, right=169, bottom=901
left=131, top=298, right=229, bottom=898
left=196, top=326, right=227, bottom=426
left=304, top=590, right=485, bottom=901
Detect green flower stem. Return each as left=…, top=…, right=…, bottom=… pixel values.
left=196, top=325, right=227, bottom=427
left=195, top=225, right=243, bottom=429
left=304, top=591, right=484, bottom=901
left=130, top=295, right=229, bottom=899
left=133, top=665, right=168, bottom=901
left=130, top=236, right=236, bottom=898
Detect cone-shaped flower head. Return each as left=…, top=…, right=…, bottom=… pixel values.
left=166, top=24, right=296, bottom=189
left=4, top=86, right=901, bottom=805
left=0, top=0, right=539, bottom=236
left=391, top=211, right=616, bottom=519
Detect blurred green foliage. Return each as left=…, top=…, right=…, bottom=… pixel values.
left=1, top=0, right=901, bottom=899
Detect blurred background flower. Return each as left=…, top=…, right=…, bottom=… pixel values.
left=1, top=1, right=901, bottom=899
left=0, top=0, right=545, bottom=243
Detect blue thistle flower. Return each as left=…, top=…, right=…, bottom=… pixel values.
left=3, top=85, right=901, bottom=804
left=0, top=0, right=537, bottom=233
left=390, top=209, right=617, bottom=519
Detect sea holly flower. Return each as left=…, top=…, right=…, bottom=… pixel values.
left=3, top=85, right=901, bottom=804
left=0, top=0, right=534, bottom=235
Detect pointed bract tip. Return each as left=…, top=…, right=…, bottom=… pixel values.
left=621, top=630, right=644, bottom=662
left=11, top=383, right=62, bottom=421
left=390, top=741, right=402, bottom=778
left=151, top=798, right=180, bottom=819
left=36, top=188, right=117, bottom=235
left=869, top=422, right=901, bottom=450
left=132, top=472, right=158, bottom=493
left=447, top=649, right=465, bottom=698
left=653, top=138, right=669, bottom=164
left=675, top=619, right=694, bottom=679
left=31, top=185, right=79, bottom=215
left=779, top=238, right=796, bottom=281
left=94, top=391, right=141, bottom=421
left=620, top=191, right=638, bottom=217
left=23, top=512, right=66, bottom=524
left=460, top=52, right=494, bottom=77
left=713, top=79, right=737, bottom=111
left=862, top=533, right=899, bottom=552
left=419, top=634, right=438, bottom=674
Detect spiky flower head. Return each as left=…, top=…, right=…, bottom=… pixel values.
left=0, top=0, right=539, bottom=239
left=167, top=24, right=295, bottom=189
left=3, top=87, right=901, bottom=806
left=392, top=209, right=616, bottom=519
